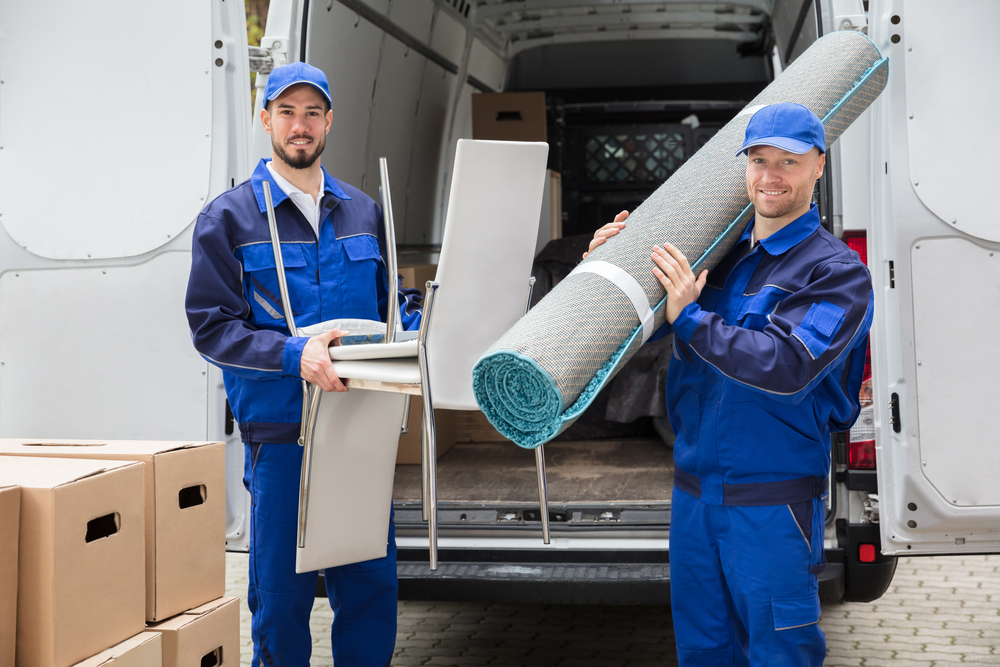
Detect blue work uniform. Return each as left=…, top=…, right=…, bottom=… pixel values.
left=186, top=159, right=422, bottom=667
left=654, top=204, right=872, bottom=665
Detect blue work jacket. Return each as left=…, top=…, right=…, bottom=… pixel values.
left=656, top=204, right=872, bottom=505
left=186, top=159, right=422, bottom=444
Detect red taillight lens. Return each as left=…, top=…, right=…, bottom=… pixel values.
left=843, top=230, right=868, bottom=266
left=843, top=230, right=875, bottom=470
left=848, top=437, right=877, bottom=469
left=859, top=543, right=876, bottom=563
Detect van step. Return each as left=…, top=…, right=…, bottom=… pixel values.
left=396, top=561, right=670, bottom=606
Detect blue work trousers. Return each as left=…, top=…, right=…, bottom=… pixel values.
left=670, top=486, right=826, bottom=666
left=243, top=442, right=398, bottom=667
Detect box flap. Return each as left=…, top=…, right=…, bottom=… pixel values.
left=0, top=485, right=20, bottom=667
left=0, top=455, right=140, bottom=489
left=71, top=632, right=161, bottom=667
left=0, top=439, right=222, bottom=457
left=148, top=596, right=237, bottom=632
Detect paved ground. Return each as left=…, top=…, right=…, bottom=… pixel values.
left=226, top=553, right=1000, bottom=666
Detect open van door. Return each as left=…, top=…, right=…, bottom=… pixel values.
left=0, top=0, right=252, bottom=547
left=868, top=0, right=1000, bottom=556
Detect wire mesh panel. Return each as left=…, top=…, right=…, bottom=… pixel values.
left=474, top=31, right=889, bottom=449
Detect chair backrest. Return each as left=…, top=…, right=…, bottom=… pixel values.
left=425, top=139, right=549, bottom=410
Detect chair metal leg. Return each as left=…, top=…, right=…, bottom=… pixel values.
left=421, top=391, right=439, bottom=570
left=534, top=444, right=551, bottom=545
left=420, top=418, right=429, bottom=522
left=297, top=385, right=323, bottom=548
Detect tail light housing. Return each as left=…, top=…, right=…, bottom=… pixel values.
left=843, top=231, right=876, bottom=470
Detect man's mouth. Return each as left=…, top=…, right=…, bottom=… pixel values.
left=759, top=189, right=786, bottom=197
left=288, top=137, right=312, bottom=148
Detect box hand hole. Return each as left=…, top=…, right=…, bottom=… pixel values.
left=179, top=484, right=207, bottom=509
left=495, top=111, right=522, bottom=122
left=85, top=512, right=120, bottom=543
left=201, top=647, right=223, bottom=667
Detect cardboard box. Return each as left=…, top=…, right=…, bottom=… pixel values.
left=396, top=403, right=457, bottom=465
left=398, top=263, right=437, bottom=295
left=71, top=633, right=161, bottom=667
left=0, top=456, right=145, bottom=667
left=147, top=597, right=239, bottom=667
left=0, top=484, right=19, bottom=667
left=455, top=411, right=511, bottom=443
left=0, top=439, right=225, bottom=622
left=472, top=91, right=547, bottom=143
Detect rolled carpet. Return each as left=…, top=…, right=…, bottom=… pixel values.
left=473, top=31, right=888, bottom=449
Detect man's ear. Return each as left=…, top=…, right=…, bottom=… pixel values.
left=324, top=109, right=333, bottom=135
left=261, top=108, right=272, bottom=136
left=815, top=151, right=826, bottom=179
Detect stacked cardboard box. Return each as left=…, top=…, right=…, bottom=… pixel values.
left=146, top=597, right=239, bottom=667
left=0, top=439, right=226, bottom=623
left=0, top=439, right=237, bottom=667
left=0, top=456, right=146, bottom=667
left=0, top=483, right=19, bottom=667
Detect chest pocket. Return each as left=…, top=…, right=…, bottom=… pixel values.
left=340, top=234, right=382, bottom=313
left=241, top=242, right=317, bottom=325
left=736, top=285, right=792, bottom=331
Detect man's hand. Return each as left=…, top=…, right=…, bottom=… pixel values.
left=300, top=328, right=349, bottom=392
left=582, top=210, right=629, bottom=259
left=652, top=243, right=708, bottom=324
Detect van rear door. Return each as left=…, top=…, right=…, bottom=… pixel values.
left=868, top=0, right=1000, bottom=556
left=0, top=0, right=252, bottom=547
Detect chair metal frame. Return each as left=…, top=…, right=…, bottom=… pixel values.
left=262, top=155, right=552, bottom=572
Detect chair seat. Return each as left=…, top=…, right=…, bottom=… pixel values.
left=331, top=358, right=421, bottom=385
left=328, top=339, right=418, bottom=361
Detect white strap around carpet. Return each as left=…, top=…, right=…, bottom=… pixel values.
left=569, top=261, right=655, bottom=343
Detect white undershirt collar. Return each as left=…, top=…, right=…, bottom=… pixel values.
left=266, top=161, right=324, bottom=238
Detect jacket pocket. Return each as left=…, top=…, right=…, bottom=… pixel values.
left=772, top=594, right=821, bottom=630
left=241, top=242, right=314, bottom=324
left=792, top=300, right=846, bottom=359
left=736, top=285, right=790, bottom=331
left=340, top=234, right=381, bottom=312
left=730, top=402, right=822, bottom=477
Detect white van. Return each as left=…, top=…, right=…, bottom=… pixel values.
left=0, top=0, right=994, bottom=605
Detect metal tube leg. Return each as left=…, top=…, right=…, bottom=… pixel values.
left=421, top=394, right=439, bottom=570
left=420, top=417, right=429, bottom=522
left=535, top=444, right=551, bottom=545
left=297, top=385, right=323, bottom=548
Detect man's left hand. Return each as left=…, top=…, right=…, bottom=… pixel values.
left=652, top=243, right=708, bottom=324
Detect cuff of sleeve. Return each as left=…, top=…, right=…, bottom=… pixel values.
left=282, top=336, right=309, bottom=378
left=672, top=303, right=706, bottom=343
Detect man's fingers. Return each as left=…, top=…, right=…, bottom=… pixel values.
left=696, top=270, right=709, bottom=290
left=613, top=210, right=629, bottom=224
left=662, top=242, right=692, bottom=272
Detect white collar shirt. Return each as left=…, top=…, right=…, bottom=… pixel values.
left=266, top=161, right=324, bottom=238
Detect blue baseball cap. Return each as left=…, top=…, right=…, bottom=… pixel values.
left=736, top=103, right=825, bottom=156
left=263, top=62, right=332, bottom=107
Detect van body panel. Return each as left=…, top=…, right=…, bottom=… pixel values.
left=868, top=0, right=1000, bottom=555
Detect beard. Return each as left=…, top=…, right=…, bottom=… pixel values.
left=273, top=132, right=326, bottom=170
left=751, top=187, right=813, bottom=221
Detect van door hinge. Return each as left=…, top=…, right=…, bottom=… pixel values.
left=832, top=0, right=868, bottom=33
left=249, top=37, right=289, bottom=75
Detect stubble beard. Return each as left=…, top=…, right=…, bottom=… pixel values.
left=752, top=187, right=813, bottom=222
left=273, top=133, right=326, bottom=170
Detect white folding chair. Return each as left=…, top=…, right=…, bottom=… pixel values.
left=292, top=139, right=551, bottom=571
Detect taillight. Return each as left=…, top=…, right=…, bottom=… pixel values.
left=843, top=231, right=875, bottom=470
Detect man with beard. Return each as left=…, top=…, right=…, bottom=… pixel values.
left=588, top=103, right=872, bottom=664
left=186, top=62, right=421, bottom=666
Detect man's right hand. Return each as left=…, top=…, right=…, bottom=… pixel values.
left=582, top=210, right=629, bottom=260
left=300, top=328, right=349, bottom=392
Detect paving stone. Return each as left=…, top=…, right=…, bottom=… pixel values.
left=223, top=552, right=1000, bottom=666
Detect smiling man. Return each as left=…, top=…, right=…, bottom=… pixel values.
left=186, top=62, right=421, bottom=667
left=588, top=103, right=873, bottom=665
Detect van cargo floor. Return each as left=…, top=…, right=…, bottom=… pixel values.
left=393, top=438, right=673, bottom=505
